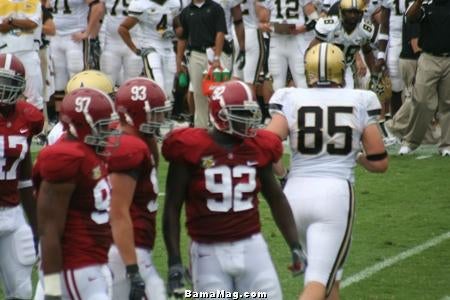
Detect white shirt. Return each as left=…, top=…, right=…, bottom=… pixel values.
left=269, top=87, right=381, bottom=182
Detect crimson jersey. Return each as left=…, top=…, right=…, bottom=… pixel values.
left=33, top=138, right=112, bottom=270
left=0, top=101, right=43, bottom=207
left=107, top=134, right=158, bottom=250
left=162, top=128, right=282, bottom=243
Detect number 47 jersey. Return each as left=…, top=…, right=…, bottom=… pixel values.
left=269, top=87, right=381, bottom=182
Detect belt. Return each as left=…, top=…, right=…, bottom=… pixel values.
left=0, top=44, right=6, bottom=50
left=428, top=52, right=450, bottom=57
left=188, top=46, right=210, bottom=53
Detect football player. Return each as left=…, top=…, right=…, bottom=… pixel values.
left=100, top=0, right=143, bottom=85
left=162, top=80, right=305, bottom=299
left=309, top=0, right=378, bottom=88
left=0, top=53, right=43, bottom=299
left=266, top=43, right=388, bottom=300
left=46, top=70, right=115, bottom=145
left=34, top=87, right=119, bottom=300
left=107, top=78, right=171, bottom=300
left=257, top=0, right=319, bottom=90
left=49, top=0, right=105, bottom=106
left=118, top=0, right=181, bottom=101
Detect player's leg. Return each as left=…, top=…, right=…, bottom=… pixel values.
left=235, top=234, right=282, bottom=300
left=243, top=29, right=265, bottom=88
left=268, top=36, right=288, bottom=91
left=188, top=51, right=209, bottom=128
left=190, top=241, right=233, bottom=295
left=289, top=35, right=309, bottom=88
left=65, top=39, right=84, bottom=80
left=387, top=38, right=403, bottom=115
left=0, top=207, right=35, bottom=299
left=62, top=265, right=110, bottom=300
left=136, top=248, right=166, bottom=300
left=122, top=47, right=144, bottom=84
left=16, top=51, right=44, bottom=110
left=50, top=36, right=69, bottom=111
left=100, top=41, right=124, bottom=86
left=163, top=49, right=177, bottom=102
left=142, top=49, right=164, bottom=88
left=108, top=245, right=129, bottom=300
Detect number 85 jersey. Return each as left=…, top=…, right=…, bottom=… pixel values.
left=162, top=127, right=282, bottom=243
left=33, top=138, right=112, bottom=270
left=269, top=87, right=380, bottom=182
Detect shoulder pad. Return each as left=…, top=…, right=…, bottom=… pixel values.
left=17, top=101, right=44, bottom=135
left=162, top=128, right=211, bottom=164
left=252, top=130, right=283, bottom=165
left=107, top=135, right=148, bottom=173
left=37, top=143, right=85, bottom=182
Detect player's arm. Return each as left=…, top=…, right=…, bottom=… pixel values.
left=86, top=0, right=105, bottom=38
left=362, top=42, right=376, bottom=74
left=292, top=2, right=319, bottom=34
left=118, top=17, right=140, bottom=55
left=109, top=171, right=138, bottom=266
left=357, top=124, right=388, bottom=172
left=256, top=1, right=272, bottom=32
left=377, top=6, right=390, bottom=62
left=232, top=4, right=245, bottom=58
left=176, top=38, right=187, bottom=74
left=212, top=6, right=227, bottom=68
left=38, top=180, right=74, bottom=298
left=259, top=165, right=306, bottom=275
left=405, top=0, right=423, bottom=22
left=5, top=17, right=39, bottom=30
left=163, top=161, right=189, bottom=296
left=18, top=151, right=38, bottom=245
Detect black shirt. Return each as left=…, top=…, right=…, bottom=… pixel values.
left=400, top=18, right=420, bottom=59
left=179, top=0, right=227, bottom=51
left=416, top=0, right=450, bottom=54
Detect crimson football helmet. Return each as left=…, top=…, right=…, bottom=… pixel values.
left=209, top=80, right=261, bottom=138
left=60, top=87, right=120, bottom=152
left=115, top=77, right=172, bottom=135
left=0, top=53, right=26, bottom=106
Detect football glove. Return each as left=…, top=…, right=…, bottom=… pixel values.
left=167, top=264, right=185, bottom=299
left=126, top=264, right=146, bottom=300
left=235, top=50, right=246, bottom=70
left=288, top=245, right=307, bottom=276
left=87, top=38, right=101, bottom=70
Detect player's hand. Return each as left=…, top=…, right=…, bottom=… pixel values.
left=258, top=22, right=272, bottom=32
left=235, top=50, right=246, bottom=70
left=127, top=265, right=146, bottom=300
left=288, top=245, right=307, bottom=276
left=44, top=296, right=62, bottom=300
left=211, top=59, right=221, bottom=69
left=373, top=58, right=386, bottom=74
left=140, top=47, right=156, bottom=58
left=71, top=31, right=88, bottom=42
left=167, top=264, right=185, bottom=299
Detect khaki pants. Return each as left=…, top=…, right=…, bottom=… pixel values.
left=403, top=53, right=450, bottom=150
left=188, top=51, right=209, bottom=128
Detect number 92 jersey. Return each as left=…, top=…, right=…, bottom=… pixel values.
left=33, top=138, right=112, bottom=270
left=106, top=134, right=158, bottom=250
left=269, top=87, right=380, bottom=182
left=0, top=101, right=44, bottom=207
left=162, top=127, right=282, bottom=243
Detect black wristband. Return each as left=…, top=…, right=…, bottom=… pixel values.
left=126, top=264, right=139, bottom=275
left=233, top=19, right=243, bottom=25
left=366, top=151, right=388, bottom=161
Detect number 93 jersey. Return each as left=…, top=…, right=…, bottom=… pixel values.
left=0, top=101, right=44, bottom=207
left=162, top=128, right=282, bottom=243
left=127, top=0, right=181, bottom=49
left=106, top=134, right=158, bottom=250
left=269, top=87, right=380, bottom=182
left=33, top=138, right=112, bottom=270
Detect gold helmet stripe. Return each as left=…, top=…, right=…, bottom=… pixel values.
left=319, top=43, right=328, bottom=83
left=352, top=0, right=357, bottom=8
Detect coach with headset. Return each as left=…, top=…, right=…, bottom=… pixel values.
left=399, top=0, right=450, bottom=156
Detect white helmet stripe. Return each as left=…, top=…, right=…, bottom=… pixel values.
left=4, top=53, right=12, bottom=70
left=319, top=43, right=328, bottom=82
left=236, top=80, right=254, bottom=102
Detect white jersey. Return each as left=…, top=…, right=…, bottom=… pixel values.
left=0, top=0, right=41, bottom=53
left=387, top=0, right=413, bottom=40
left=269, top=87, right=381, bottom=182
left=51, top=0, right=89, bottom=35
left=241, top=0, right=259, bottom=29
left=262, top=0, right=310, bottom=25
left=213, top=0, right=243, bottom=40
left=103, top=0, right=138, bottom=42
left=127, top=0, right=181, bottom=49
left=315, top=16, right=376, bottom=64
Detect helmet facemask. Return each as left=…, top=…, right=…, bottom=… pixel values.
left=139, top=100, right=173, bottom=140
left=0, top=70, right=25, bottom=106
left=219, top=104, right=262, bottom=138
left=83, top=112, right=121, bottom=155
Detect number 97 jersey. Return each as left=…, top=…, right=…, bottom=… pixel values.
left=162, top=128, right=282, bottom=243
left=269, top=87, right=381, bottom=182
left=33, top=139, right=112, bottom=269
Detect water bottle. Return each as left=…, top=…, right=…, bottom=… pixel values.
left=221, top=68, right=231, bottom=81
left=212, top=68, right=222, bottom=82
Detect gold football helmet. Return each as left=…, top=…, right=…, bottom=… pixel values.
left=340, top=0, right=366, bottom=12
left=304, top=43, right=345, bottom=87
left=339, top=0, right=366, bottom=26
left=66, top=70, right=115, bottom=95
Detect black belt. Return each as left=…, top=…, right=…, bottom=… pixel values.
left=428, top=52, right=450, bottom=57
left=188, top=46, right=211, bottom=53
left=0, top=44, right=6, bottom=50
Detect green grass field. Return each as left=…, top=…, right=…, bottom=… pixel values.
left=1, top=145, right=449, bottom=299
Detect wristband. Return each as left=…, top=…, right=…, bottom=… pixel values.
left=44, top=273, right=62, bottom=296
left=18, top=179, right=33, bottom=189
left=366, top=151, right=388, bottom=161
left=378, top=33, right=389, bottom=41
left=377, top=51, right=386, bottom=60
